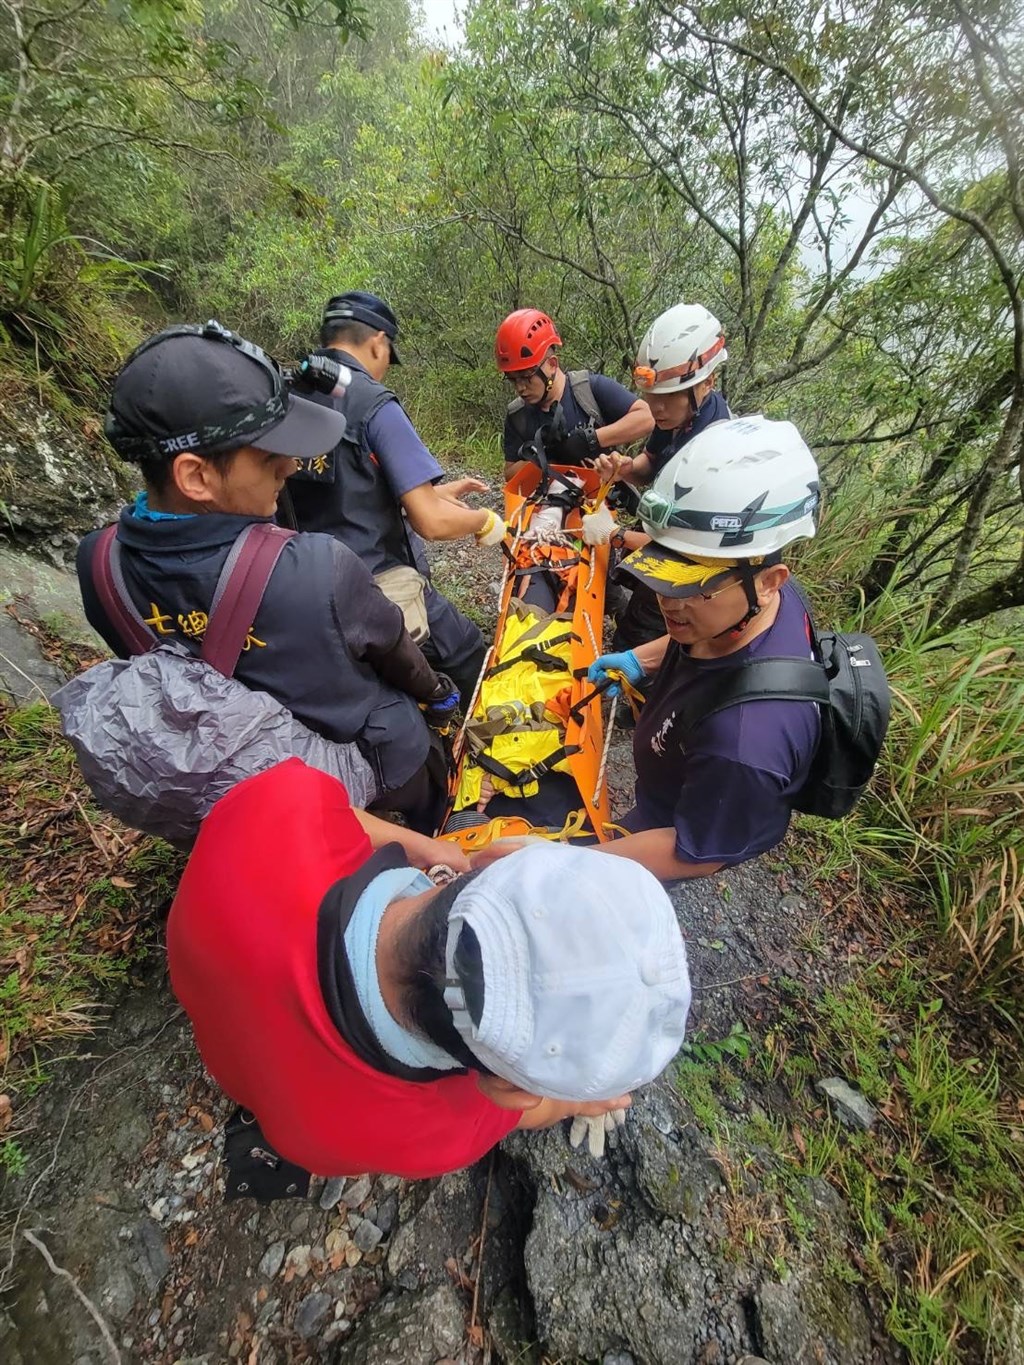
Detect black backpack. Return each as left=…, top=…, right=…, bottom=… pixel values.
left=675, top=595, right=891, bottom=819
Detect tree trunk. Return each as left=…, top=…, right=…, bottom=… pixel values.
left=859, top=368, right=1016, bottom=603
left=928, top=557, right=1024, bottom=634
left=930, top=397, right=1024, bottom=622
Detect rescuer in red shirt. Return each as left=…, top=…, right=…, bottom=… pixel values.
left=167, top=759, right=692, bottom=1179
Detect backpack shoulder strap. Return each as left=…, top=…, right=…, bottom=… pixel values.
left=566, top=370, right=603, bottom=424
left=91, top=525, right=159, bottom=657
left=786, top=576, right=817, bottom=633
left=506, top=395, right=529, bottom=439
left=676, top=656, right=831, bottom=737
left=201, top=524, right=296, bottom=677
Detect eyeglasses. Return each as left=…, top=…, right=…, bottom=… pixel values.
left=656, top=574, right=742, bottom=605
left=504, top=367, right=541, bottom=386
left=692, top=575, right=742, bottom=603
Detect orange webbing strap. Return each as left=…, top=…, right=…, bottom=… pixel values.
left=555, top=564, right=581, bottom=613
left=439, top=807, right=595, bottom=854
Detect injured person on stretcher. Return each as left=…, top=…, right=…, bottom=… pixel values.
left=442, top=464, right=619, bottom=844
left=440, top=413, right=828, bottom=890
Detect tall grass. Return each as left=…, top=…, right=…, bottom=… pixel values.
left=806, top=981, right=1024, bottom=1363
left=811, top=597, right=1024, bottom=987
left=0, top=172, right=158, bottom=413
left=790, top=476, right=1024, bottom=987
left=399, top=360, right=506, bottom=481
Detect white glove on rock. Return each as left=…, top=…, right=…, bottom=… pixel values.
left=581, top=504, right=615, bottom=546
left=569, top=1108, right=628, bottom=1159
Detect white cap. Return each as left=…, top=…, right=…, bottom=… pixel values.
left=443, top=844, right=691, bottom=1101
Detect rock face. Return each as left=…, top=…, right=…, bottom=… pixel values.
left=0, top=547, right=106, bottom=702
left=0, top=398, right=130, bottom=565
left=0, top=602, right=67, bottom=703
left=503, top=1091, right=880, bottom=1365
left=335, top=1285, right=466, bottom=1365
left=0, top=398, right=118, bottom=699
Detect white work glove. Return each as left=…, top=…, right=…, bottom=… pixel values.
left=475, top=509, right=508, bottom=547
left=569, top=1108, right=627, bottom=1159
left=581, top=504, right=615, bottom=546
left=593, top=452, right=634, bottom=483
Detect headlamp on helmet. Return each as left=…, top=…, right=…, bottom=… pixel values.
left=634, top=303, right=727, bottom=394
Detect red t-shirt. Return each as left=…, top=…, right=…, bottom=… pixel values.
left=166, top=759, right=517, bottom=1178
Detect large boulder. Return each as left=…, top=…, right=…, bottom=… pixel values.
left=0, top=546, right=106, bottom=702
left=1, top=399, right=130, bottom=565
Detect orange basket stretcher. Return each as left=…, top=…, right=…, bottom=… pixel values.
left=438, top=462, right=616, bottom=854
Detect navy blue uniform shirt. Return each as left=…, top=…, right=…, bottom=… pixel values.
left=77, top=508, right=430, bottom=791
left=645, top=390, right=731, bottom=475
left=502, top=372, right=637, bottom=462
left=627, top=581, right=821, bottom=867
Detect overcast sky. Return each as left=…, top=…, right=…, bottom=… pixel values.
left=417, top=0, right=463, bottom=42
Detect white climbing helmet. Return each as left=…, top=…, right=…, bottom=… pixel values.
left=632, top=415, right=820, bottom=565
left=633, top=303, right=727, bottom=395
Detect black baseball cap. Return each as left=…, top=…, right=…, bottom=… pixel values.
left=105, top=321, right=346, bottom=464
left=322, top=291, right=402, bottom=364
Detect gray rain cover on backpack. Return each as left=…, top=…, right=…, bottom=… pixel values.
left=54, top=643, right=377, bottom=849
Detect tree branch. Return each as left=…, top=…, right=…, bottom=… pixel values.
left=674, top=9, right=1024, bottom=384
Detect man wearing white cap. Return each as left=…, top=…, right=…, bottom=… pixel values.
left=167, top=758, right=692, bottom=1180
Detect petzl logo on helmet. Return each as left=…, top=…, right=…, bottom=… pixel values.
left=710, top=514, right=744, bottom=532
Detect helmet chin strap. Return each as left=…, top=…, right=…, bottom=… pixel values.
left=716, top=564, right=762, bottom=639
left=687, top=383, right=710, bottom=425
left=522, top=360, right=558, bottom=406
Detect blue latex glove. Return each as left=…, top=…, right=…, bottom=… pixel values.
left=588, top=650, right=646, bottom=697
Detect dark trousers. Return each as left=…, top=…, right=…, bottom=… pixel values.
left=369, top=731, right=449, bottom=835
left=422, top=586, right=487, bottom=705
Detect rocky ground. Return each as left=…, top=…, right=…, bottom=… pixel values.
left=0, top=435, right=906, bottom=1363
left=0, top=850, right=897, bottom=1365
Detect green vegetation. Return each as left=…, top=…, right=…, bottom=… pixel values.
left=0, top=702, right=182, bottom=1077
left=0, top=1139, right=27, bottom=1177
left=795, top=601, right=1024, bottom=992
left=682, top=1021, right=752, bottom=1067
left=676, top=957, right=1024, bottom=1364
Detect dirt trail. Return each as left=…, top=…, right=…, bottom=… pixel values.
left=0, top=836, right=898, bottom=1365
left=0, top=531, right=902, bottom=1364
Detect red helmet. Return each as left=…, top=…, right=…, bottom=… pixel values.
left=495, top=309, right=562, bottom=373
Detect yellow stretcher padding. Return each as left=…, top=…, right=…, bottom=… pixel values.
left=442, top=462, right=614, bottom=846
